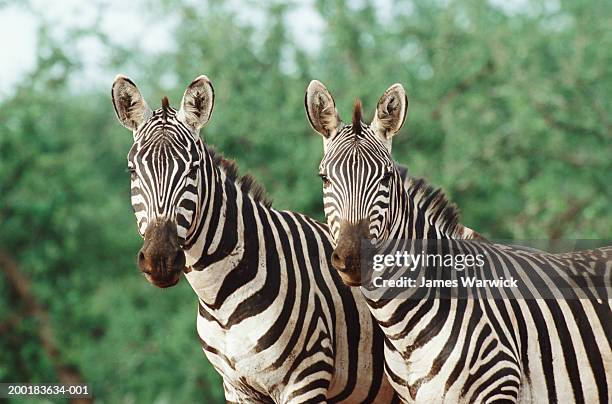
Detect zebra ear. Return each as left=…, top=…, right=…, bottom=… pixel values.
left=112, top=75, right=152, bottom=131
left=305, top=80, right=341, bottom=138
left=371, top=83, right=408, bottom=140
left=177, top=75, right=215, bottom=133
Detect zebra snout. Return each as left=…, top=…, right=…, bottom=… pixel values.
left=138, top=220, right=186, bottom=288
left=331, top=247, right=362, bottom=287
left=331, top=248, right=360, bottom=272
left=331, top=219, right=371, bottom=286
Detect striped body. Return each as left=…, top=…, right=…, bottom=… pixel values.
left=305, top=81, right=612, bottom=403
left=182, top=156, right=392, bottom=402
left=114, top=75, right=396, bottom=403
left=366, top=223, right=612, bottom=402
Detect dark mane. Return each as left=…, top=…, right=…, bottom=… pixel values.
left=161, top=96, right=170, bottom=122
left=352, top=98, right=362, bottom=138
left=404, top=176, right=461, bottom=236
left=204, top=144, right=272, bottom=208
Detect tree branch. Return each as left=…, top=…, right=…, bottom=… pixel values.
left=547, top=198, right=592, bottom=240
left=533, top=102, right=610, bottom=142
left=0, top=251, right=93, bottom=404
left=432, top=58, right=495, bottom=119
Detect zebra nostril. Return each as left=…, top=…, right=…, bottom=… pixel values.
left=171, top=250, right=186, bottom=273
left=331, top=251, right=346, bottom=272
left=138, top=251, right=149, bottom=273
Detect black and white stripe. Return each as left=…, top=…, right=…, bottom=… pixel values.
left=113, top=75, right=398, bottom=403
left=306, top=80, right=612, bottom=403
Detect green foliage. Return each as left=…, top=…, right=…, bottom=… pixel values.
left=0, top=0, right=610, bottom=401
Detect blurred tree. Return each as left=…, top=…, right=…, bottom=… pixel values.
left=0, top=0, right=610, bottom=401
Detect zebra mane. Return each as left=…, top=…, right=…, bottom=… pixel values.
left=204, top=144, right=272, bottom=208
left=404, top=176, right=462, bottom=237
left=161, top=96, right=170, bottom=122
left=352, top=99, right=362, bottom=138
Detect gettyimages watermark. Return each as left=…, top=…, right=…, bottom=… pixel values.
left=359, top=239, right=611, bottom=300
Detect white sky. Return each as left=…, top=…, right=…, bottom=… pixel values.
left=0, top=0, right=327, bottom=98
left=0, top=6, right=38, bottom=96
left=0, top=0, right=533, bottom=99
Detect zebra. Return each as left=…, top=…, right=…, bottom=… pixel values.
left=111, top=74, right=399, bottom=403
left=304, top=80, right=612, bottom=403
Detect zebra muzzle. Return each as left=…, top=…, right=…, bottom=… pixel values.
left=331, top=219, right=371, bottom=286
left=138, top=219, right=186, bottom=288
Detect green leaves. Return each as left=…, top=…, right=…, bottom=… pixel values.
left=0, top=0, right=610, bottom=401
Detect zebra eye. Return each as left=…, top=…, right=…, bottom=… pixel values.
left=127, top=166, right=137, bottom=180
left=319, top=173, right=331, bottom=188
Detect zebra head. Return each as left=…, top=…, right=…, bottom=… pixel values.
left=112, top=75, right=214, bottom=288
left=305, top=80, right=408, bottom=285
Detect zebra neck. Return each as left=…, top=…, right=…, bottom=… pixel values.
left=182, top=164, right=268, bottom=308
left=391, top=176, right=482, bottom=240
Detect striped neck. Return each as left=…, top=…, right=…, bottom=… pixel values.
left=181, top=147, right=272, bottom=305
left=388, top=173, right=481, bottom=241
